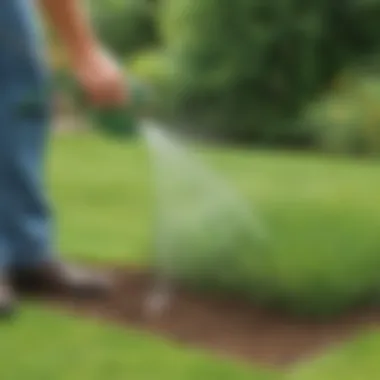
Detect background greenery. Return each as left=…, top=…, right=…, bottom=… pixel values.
left=75, top=0, right=380, bottom=151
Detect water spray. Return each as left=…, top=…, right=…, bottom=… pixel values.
left=57, top=72, right=155, bottom=138
left=68, top=75, right=178, bottom=317
left=21, top=72, right=268, bottom=319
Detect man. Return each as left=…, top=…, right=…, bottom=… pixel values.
left=0, top=0, right=126, bottom=317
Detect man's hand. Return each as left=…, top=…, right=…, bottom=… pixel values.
left=40, top=0, right=127, bottom=106
left=71, top=47, right=126, bottom=106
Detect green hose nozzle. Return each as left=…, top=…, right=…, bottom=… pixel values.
left=19, top=72, right=154, bottom=139
left=59, top=73, right=153, bottom=139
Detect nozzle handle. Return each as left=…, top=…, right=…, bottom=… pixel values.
left=56, top=71, right=137, bottom=139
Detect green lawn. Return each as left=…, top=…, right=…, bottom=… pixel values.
left=203, top=146, right=380, bottom=315
left=288, top=330, right=380, bottom=380
left=52, top=132, right=380, bottom=315
left=49, top=134, right=152, bottom=262
left=3, top=132, right=380, bottom=379
left=0, top=307, right=272, bottom=380
left=0, top=133, right=275, bottom=380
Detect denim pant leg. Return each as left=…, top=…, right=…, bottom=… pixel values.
left=0, top=0, right=54, bottom=268
left=0, top=118, right=12, bottom=268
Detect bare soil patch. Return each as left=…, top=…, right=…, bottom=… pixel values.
left=21, top=266, right=380, bottom=369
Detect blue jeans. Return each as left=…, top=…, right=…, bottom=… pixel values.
left=0, top=0, right=53, bottom=268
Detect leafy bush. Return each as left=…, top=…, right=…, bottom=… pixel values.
left=126, top=49, right=178, bottom=122
left=151, top=144, right=380, bottom=319
left=147, top=128, right=271, bottom=307
left=303, top=63, right=380, bottom=155
left=127, top=49, right=173, bottom=88
left=159, top=0, right=380, bottom=143
left=92, top=0, right=158, bottom=58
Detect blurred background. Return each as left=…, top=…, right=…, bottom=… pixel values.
left=51, top=0, right=380, bottom=155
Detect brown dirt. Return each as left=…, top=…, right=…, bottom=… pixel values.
left=23, top=266, right=380, bottom=370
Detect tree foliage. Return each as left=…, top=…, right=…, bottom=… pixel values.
left=161, top=0, right=380, bottom=142
left=92, top=0, right=380, bottom=144
left=92, top=0, right=158, bottom=58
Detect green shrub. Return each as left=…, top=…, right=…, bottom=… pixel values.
left=303, top=64, right=380, bottom=155
left=127, top=49, right=173, bottom=88
left=126, top=49, right=177, bottom=121
left=92, top=0, right=159, bottom=58
left=152, top=145, right=380, bottom=319
left=159, top=0, right=380, bottom=143
left=155, top=189, right=269, bottom=296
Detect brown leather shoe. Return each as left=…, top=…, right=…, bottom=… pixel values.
left=0, top=272, right=16, bottom=318
left=12, top=261, right=113, bottom=298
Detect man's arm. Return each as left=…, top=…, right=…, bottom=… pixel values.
left=39, top=0, right=96, bottom=59
left=39, top=0, right=126, bottom=105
